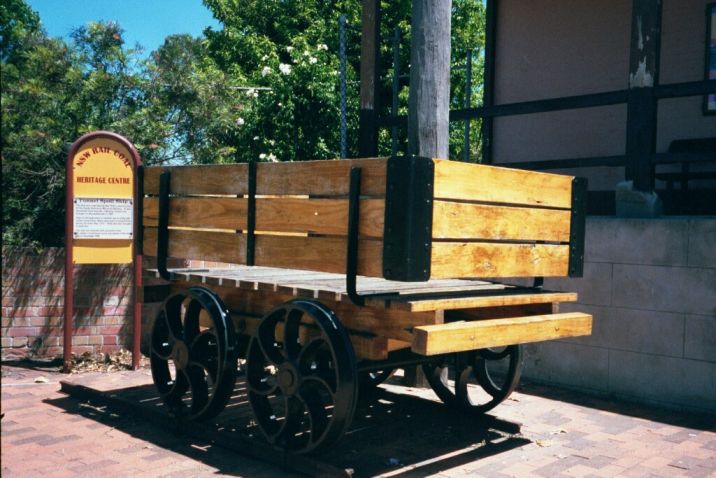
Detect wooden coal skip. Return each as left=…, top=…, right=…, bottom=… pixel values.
left=140, top=156, right=592, bottom=455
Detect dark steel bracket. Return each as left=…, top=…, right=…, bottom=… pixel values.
left=382, top=156, right=434, bottom=281
left=157, top=171, right=172, bottom=281
left=346, top=166, right=365, bottom=306
left=568, top=177, right=588, bottom=277
left=246, top=161, right=257, bottom=266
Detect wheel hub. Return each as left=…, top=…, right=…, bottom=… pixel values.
left=172, top=340, right=190, bottom=370
left=277, top=362, right=300, bottom=395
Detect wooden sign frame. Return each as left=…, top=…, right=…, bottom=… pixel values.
left=64, top=131, right=143, bottom=372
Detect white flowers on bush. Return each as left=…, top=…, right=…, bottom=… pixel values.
left=261, top=66, right=271, bottom=77
left=309, top=57, right=318, bottom=64
left=279, top=63, right=291, bottom=75
left=253, top=136, right=259, bottom=141
left=261, top=54, right=269, bottom=61
left=317, top=44, right=328, bottom=51
left=246, top=88, right=259, bottom=98
left=236, top=117, right=245, bottom=126
left=286, top=46, right=294, bottom=52
left=259, top=153, right=278, bottom=162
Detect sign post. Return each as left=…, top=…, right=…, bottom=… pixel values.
left=64, top=131, right=142, bottom=372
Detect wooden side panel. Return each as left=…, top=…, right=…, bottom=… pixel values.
left=432, top=159, right=573, bottom=209
left=144, top=227, right=246, bottom=264
left=255, top=198, right=384, bottom=237
left=254, top=235, right=383, bottom=277
left=144, top=197, right=384, bottom=237
left=236, top=313, right=389, bottom=361
left=432, top=201, right=571, bottom=242
left=144, top=164, right=249, bottom=195
left=412, top=312, right=593, bottom=355
left=256, top=158, right=388, bottom=196
left=176, top=285, right=441, bottom=342
left=144, top=197, right=248, bottom=229
left=430, top=242, right=569, bottom=278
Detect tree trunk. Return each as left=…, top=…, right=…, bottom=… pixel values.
left=407, top=0, right=452, bottom=159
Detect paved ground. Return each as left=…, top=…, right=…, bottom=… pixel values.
left=1, top=360, right=715, bottom=478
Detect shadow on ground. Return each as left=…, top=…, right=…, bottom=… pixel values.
left=45, top=373, right=530, bottom=477
left=516, top=379, right=716, bottom=433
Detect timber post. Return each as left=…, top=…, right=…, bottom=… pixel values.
left=625, top=0, right=662, bottom=191
left=407, top=0, right=452, bottom=159
left=359, top=0, right=381, bottom=157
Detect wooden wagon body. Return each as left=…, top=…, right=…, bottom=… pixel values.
left=141, top=156, right=592, bottom=454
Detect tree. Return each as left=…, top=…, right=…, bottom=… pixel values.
left=202, top=0, right=486, bottom=161
left=1, top=9, right=147, bottom=246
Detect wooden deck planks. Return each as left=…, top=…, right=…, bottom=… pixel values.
left=152, top=266, right=577, bottom=313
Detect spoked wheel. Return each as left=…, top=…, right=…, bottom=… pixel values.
left=150, top=287, right=238, bottom=420
left=422, top=345, right=523, bottom=413
left=246, top=299, right=358, bottom=454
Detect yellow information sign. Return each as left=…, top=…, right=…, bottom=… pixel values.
left=68, top=134, right=139, bottom=264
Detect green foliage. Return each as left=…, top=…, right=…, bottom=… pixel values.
left=202, top=0, right=486, bottom=161
left=1, top=3, right=240, bottom=247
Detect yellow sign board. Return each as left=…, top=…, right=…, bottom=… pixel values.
left=68, top=134, right=139, bottom=264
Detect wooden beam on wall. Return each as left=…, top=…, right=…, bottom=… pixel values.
left=407, top=0, right=452, bottom=159
left=359, top=0, right=381, bottom=157
left=625, top=0, right=662, bottom=191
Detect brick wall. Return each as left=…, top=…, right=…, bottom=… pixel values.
left=520, top=217, right=716, bottom=414
left=1, top=247, right=135, bottom=359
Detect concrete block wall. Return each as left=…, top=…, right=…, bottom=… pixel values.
left=521, top=217, right=716, bottom=414
left=1, top=247, right=134, bottom=359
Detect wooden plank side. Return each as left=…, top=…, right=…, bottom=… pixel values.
left=236, top=313, right=389, bottom=361
left=256, top=198, right=384, bottom=238
left=144, top=197, right=384, bottom=237
left=144, top=164, right=249, bottom=196
left=411, top=312, right=593, bottom=355
left=144, top=197, right=248, bottom=229
left=256, top=158, right=388, bottom=196
left=432, top=201, right=571, bottom=242
left=255, top=235, right=383, bottom=277
left=430, top=242, right=569, bottom=279
left=432, top=159, right=573, bottom=209
left=172, top=285, right=440, bottom=342
left=144, top=227, right=246, bottom=264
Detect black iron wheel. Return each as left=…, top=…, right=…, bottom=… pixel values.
left=150, top=287, right=238, bottom=420
left=422, top=345, right=523, bottom=413
left=246, top=299, right=358, bottom=454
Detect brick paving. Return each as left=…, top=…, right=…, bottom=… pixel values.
left=1, top=361, right=715, bottom=478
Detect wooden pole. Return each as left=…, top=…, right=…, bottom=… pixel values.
left=481, top=0, right=497, bottom=164
left=625, top=0, right=661, bottom=191
left=359, top=0, right=380, bottom=157
left=407, top=0, right=452, bottom=159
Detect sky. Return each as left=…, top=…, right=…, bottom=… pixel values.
left=26, top=0, right=221, bottom=55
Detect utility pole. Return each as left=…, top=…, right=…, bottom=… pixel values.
left=407, top=0, right=452, bottom=159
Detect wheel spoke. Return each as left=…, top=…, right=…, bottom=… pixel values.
left=183, top=299, right=203, bottom=344
left=163, top=295, right=186, bottom=340
left=257, top=309, right=286, bottom=366
left=191, top=330, right=219, bottom=382
left=185, top=364, right=209, bottom=414
left=150, top=312, right=174, bottom=361
left=298, top=381, right=333, bottom=443
left=283, top=309, right=304, bottom=360
left=163, top=369, right=189, bottom=408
